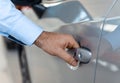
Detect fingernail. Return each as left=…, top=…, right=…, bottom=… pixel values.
left=72, top=60, right=77, bottom=66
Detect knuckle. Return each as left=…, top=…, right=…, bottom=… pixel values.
left=67, top=56, right=74, bottom=64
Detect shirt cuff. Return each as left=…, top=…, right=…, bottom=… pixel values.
left=9, top=16, right=43, bottom=46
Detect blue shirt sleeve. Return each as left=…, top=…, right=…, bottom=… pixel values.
left=0, top=0, right=43, bottom=46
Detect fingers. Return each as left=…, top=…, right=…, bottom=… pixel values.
left=56, top=35, right=79, bottom=66
left=67, top=36, right=79, bottom=48
left=70, top=37, right=80, bottom=48
left=56, top=48, right=77, bottom=66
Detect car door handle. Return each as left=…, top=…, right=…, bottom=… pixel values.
left=67, top=47, right=92, bottom=70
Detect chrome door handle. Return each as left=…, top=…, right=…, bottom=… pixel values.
left=67, top=48, right=92, bottom=70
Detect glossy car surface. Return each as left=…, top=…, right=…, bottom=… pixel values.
left=5, top=0, right=120, bottom=83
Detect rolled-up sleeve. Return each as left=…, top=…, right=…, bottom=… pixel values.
left=0, top=0, right=43, bottom=45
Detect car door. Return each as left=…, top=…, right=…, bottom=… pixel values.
left=24, top=0, right=120, bottom=83
left=25, top=22, right=102, bottom=83
left=94, top=0, right=120, bottom=83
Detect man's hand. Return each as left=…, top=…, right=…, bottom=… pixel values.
left=34, top=31, right=79, bottom=66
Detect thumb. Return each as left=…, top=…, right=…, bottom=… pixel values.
left=56, top=48, right=77, bottom=66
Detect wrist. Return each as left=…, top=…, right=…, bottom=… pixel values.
left=34, top=31, right=49, bottom=48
